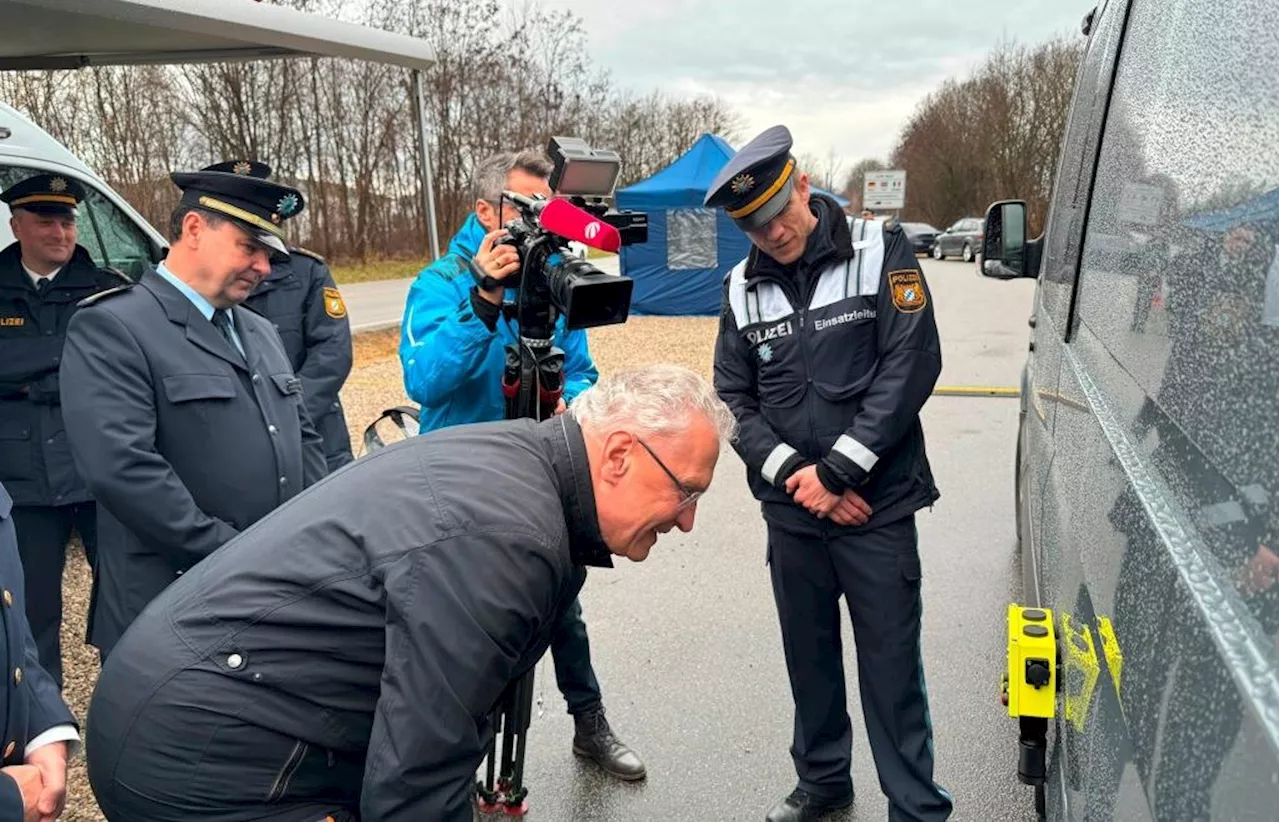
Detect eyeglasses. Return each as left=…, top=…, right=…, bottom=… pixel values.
left=635, top=437, right=702, bottom=511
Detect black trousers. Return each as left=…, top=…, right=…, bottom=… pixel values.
left=767, top=515, right=952, bottom=821
left=88, top=670, right=363, bottom=822
left=12, top=502, right=96, bottom=690
left=550, top=595, right=603, bottom=716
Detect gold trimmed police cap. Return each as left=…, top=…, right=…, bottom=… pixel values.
left=704, top=125, right=796, bottom=231
left=201, top=159, right=273, bottom=179
left=170, top=169, right=304, bottom=257
left=1, top=173, right=86, bottom=216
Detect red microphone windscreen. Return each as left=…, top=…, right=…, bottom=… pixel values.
left=539, top=199, right=622, bottom=254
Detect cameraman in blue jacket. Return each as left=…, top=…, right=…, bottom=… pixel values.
left=398, top=150, right=643, bottom=781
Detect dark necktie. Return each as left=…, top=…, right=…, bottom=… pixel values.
left=211, top=309, right=238, bottom=351
left=35, top=278, right=51, bottom=297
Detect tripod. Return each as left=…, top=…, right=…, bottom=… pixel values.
left=475, top=277, right=565, bottom=817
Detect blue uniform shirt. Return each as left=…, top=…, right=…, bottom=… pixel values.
left=154, top=263, right=245, bottom=357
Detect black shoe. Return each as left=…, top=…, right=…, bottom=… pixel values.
left=571, top=707, right=647, bottom=781
left=765, top=787, right=854, bottom=822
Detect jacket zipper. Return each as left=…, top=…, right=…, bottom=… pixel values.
left=756, top=264, right=823, bottom=461
left=267, top=741, right=309, bottom=802
left=798, top=262, right=822, bottom=457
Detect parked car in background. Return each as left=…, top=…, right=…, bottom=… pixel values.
left=900, top=222, right=940, bottom=255
left=932, top=216, right=983, bottom=261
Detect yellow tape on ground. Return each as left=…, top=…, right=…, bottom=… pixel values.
left=933, top=385, right=1020, bottom=398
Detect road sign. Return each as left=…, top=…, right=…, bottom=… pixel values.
left=864, top=170, right=906, bottom=210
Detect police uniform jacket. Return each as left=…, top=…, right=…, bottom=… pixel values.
left=714, top=195, right=942, bottom=534
left=0, top=481, right=77, bottom=815
left=89, top=415, right=610, bottom=822
left=0, top=242, right=124, bottom=507
left=59, top=268, right=327, bottom=655
left=243, top=247, right=354, bottom=470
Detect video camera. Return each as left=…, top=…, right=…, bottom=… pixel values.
left=471, top=136, right=647, bottom=330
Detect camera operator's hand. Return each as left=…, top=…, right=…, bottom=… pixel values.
left=475, top=229, right=521, bottom=305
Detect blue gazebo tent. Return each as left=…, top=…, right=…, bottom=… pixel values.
left=1183, top=187, right=1279, bottom=232
left=616, top=134, right=849, bottom=316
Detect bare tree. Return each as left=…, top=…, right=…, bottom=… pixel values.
left=0, top=0, right=747, bottom=264
left=890, top=36, right=1084, bottom=234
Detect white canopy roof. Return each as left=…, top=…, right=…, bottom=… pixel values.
left=1, top=0, right=433, bottom=72
left=1, top=0, right=442, bottom=258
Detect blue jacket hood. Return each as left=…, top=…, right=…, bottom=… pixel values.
left=449, top=213, right=487, bottom=260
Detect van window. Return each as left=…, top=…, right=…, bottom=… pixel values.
left=1076, top=0, right=1278, bottom=625
left=78, top=184, right=157, bottom=280
left=1038, top=0, right=1126, bottom=326
left=0, top=165, right=156, bottom=280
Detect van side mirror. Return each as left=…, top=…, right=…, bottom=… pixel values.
left=982, top=200, right=1031, bottom=279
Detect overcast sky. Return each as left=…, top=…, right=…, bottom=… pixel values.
left=538, top=0, right=1095, bottom=166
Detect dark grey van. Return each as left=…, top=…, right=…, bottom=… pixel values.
left=981, top=0, right=1278, bottom=819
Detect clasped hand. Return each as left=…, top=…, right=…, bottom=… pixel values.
left=785, top=465, right=872, bottom=526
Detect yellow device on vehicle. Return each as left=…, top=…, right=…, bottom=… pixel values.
left=1005, top=605, right=1056, bottom=719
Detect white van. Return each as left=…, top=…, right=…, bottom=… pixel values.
left=1, top=102, right=165, bottom=278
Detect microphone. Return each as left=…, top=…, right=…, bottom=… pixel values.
left=539, top=199, right=621, bottom=254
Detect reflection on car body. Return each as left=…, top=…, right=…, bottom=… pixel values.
left=980, top=0, right=1278, bottom=818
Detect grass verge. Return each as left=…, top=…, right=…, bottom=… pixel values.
left=330, top=257, right=430, bottom=284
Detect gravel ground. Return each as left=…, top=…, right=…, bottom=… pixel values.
left=56, top=315, right=720, bottom=819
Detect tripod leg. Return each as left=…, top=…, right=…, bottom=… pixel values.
left=511, top=671, right=536, bottom=789
left=476, top=706, right=503, bottom=813
left=498, top=683, right=521, bottom=790
left=499, top=670, right=536, bottom=816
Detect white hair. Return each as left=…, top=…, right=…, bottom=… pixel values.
left=569, top=364, right=738, bottom=443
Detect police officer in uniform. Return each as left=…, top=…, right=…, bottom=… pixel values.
left=0, top=174, right=127, bottom=689
left=59, top=168, right=327, bottom=659
left=708, top=126, right=952, bottom=822
left=0, top=479, right=79, bottom=821
left=202, top=160, right=354, bottom=471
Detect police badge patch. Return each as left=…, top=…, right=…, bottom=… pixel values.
left=324, top=286, right=348, bottom=319
left=888, top=269, right=927, bottom=313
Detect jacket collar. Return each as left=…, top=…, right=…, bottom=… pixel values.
left=245, top=259, right=297, bottom=299
left=745, top=194, right=854, bottom=284
left=0, top=242, right=106, bottom=293
left=140, top=267, right=256, bottom=373
left=544, top=415, right=613, bottom=568
left=449, top=213, right=487, bottom=261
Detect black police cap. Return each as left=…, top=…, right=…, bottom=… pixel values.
left=170, top=169, right=304, bottom=257
left=0, top=173, right=86, bottom=216
left=704, top=125, right=797, bottom=230
left=200, top=159, right=273, bottom=179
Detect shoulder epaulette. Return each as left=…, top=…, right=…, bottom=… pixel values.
left=78, top=284, right=134, bottom=308
left=287, top=245, right=326, bottom=264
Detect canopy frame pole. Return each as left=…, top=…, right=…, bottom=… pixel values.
left=411, top=68, right=440, bottom=261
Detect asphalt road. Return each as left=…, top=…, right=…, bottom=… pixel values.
left=407, top=257, right=1040, bottom=822
left=342, top=276, right=414, bottom=332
